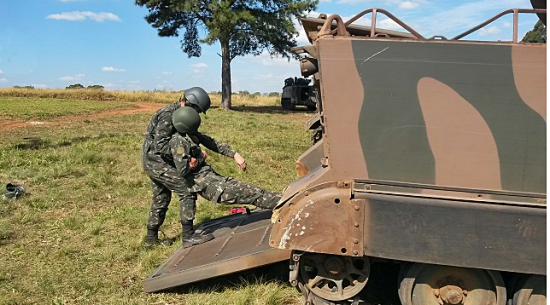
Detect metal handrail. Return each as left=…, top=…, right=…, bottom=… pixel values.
left=331, top=8, right=425, bottom=39
left=325, top=7, right=546, bottom=43
left=452, top=8, right=546, bottom=42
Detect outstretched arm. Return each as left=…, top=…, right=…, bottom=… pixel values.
left=191, top=133, right=236, bottom=157
left=191, top=133, right=247, bottom=171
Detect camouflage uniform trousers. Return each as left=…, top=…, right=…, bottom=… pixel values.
left=145, top=165, right=281, bottom=231
left=191, top=170, right=281, bottom=217
left=144, top=165, right=197, bottom=231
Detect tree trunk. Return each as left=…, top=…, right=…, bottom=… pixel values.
left=220, top=39, right=232, bottom=110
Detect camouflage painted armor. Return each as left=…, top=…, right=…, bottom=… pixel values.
left=169, top=132, right=281, bottom=220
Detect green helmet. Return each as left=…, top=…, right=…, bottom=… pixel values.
left=184, top=87, right=211, bottom=114
left=172, top=107, right=201, bottom=135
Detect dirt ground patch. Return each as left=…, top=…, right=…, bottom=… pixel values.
left=0, top=102, right=165, bottom=132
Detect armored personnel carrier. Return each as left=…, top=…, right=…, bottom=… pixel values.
left=145, top=5, right=546, bottom=305
left=281, top=77, right=317, bottom=110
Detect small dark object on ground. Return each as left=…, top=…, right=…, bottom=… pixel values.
left=2, top=183, right=26, bottom=201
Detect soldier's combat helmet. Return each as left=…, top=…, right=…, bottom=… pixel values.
left=183, top=87, right=211, bottom=114
left=172, top=107, right=201, bottom=135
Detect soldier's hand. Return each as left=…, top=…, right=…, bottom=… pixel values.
left=234, top=153, right=246, bottom=171
left=189, top=157, right=199, bottom=169
left=201, top=150, right=208, bottom=160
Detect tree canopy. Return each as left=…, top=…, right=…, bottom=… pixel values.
left=66, top=84, right=85, bottom=89
left=136, top=0, right=317, bottom=109
left=522, top=20, right=546, bottom=43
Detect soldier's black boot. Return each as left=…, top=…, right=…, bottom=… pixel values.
left=144, top=228, right=160, bottom=248
left=181, top=220, right=214, bottom=248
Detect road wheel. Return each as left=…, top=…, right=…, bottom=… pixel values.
left=512, top=275, right=546, bottom=305
left=298, top=253, right=370, bottom=303
left=398, top=263, right=506, bottom=305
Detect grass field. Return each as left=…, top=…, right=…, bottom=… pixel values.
left=0, top=89, right=313, bottom=304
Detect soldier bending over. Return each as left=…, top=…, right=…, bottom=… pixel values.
left=144, top=103, right=280, bottom=248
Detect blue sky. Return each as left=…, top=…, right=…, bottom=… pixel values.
left=0, top=0, right=541, bottom=93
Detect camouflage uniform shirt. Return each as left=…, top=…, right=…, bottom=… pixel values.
left=142, top=101, right=181, bottom=169
left=169, top=132, right=281, bottom=209
left=167, top=132, right=237, bottom=192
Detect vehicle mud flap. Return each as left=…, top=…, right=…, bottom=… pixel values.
left=143, top=210, right=290, bottom=293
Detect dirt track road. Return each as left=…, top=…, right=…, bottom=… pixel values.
left=0, top=102, right=164, bottom=132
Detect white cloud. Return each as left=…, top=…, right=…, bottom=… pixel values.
left=502, top=21, right=513, bottom=28
left=378, top=18, right=402, bottom=31
left=59, top=74, right=85, bottom=81
left=190, top=62, right=208, bottom=73
left=399, top=1, right=420, bottom=9
left=0, top=70, right=3, bottom=74
left=244, top=51, right=297, bottom=67
left=294, top=17, right=311, bottom=45
left=101, top=66, right=126, bottom=72
left=337, top=0, right=368, bottom=5
left=479, top=25, right=501, bottom=36
left=403, top=0, right=531, bottom=38
left=260, top=73, right=274, bottom=79
left=0, top=78, right=7, bottom=82
left=334, top=0, right=426, bottom=6
left=162, top=71, right=173, bottom=75
left=47, top=11, right=121, bottom=22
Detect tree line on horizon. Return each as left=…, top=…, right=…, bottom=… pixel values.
left=9, top=85, right=282, bottom=97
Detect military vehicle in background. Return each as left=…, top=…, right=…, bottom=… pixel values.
left=281, top=77, right=317, bottom=110
left=144, top=5, right=547, bottom=305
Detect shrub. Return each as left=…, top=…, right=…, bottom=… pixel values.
left=66, top=84, right=85, bottom=89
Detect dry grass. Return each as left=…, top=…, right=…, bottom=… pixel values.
left=0, top=88, right=281, bottom=107
left=0, top=91, right=311, bottom=304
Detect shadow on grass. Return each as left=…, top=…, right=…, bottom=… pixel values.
left=164, top=261, right=291, bottom=294
left=212, top=105, right=316, bottom=115
left=13, top=133, right=119, bottom=150
left=156, top=260, right=401, bottom=304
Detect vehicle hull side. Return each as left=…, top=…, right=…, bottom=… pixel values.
left=315, top=38, right=546, bottom=195
left=357, top=191, right=546, bottom=275
left=350, top=39, right=546, bottom=193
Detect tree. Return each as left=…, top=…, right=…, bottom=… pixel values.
left=87, top=85, right=105, bottom=90
left=66, top=84, right=84, bottom=89
left=521, top=20, right=546, bottom=43
left=135, top=0, right=317, bottom=110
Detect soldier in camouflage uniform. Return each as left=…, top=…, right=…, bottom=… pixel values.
left=168, top=107, right=281, bottom=248
left=142, top=87, right=216, bottom=247
left=142, top=88, right=280, bottom=248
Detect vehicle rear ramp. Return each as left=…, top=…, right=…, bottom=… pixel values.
left=143, top=210, right=290, bottom=293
